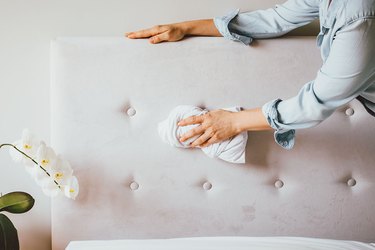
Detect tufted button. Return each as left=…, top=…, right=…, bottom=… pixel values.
left=347, top=178, right=356, bottom=187
left=203, top=182, right=212, bottom=190
left=274, top=180, right=284, bottom=189
left=345, top=108, right=354, bottom=116
left=127, top=107, right=136, bottom=117
left=129, top=181, right=139, bottom=190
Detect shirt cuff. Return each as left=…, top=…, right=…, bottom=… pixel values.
left=262, top=99, right=296, bottom=150
left=213, top=9, right=253, bottom=45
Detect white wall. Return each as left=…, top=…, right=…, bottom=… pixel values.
left=0, top=1, right=318, bottom=249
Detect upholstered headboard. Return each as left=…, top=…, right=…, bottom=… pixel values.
left=50, top=37, right=375, bottom=250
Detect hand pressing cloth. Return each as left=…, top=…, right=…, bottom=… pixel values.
left=158, top=105, right=248, bottom=164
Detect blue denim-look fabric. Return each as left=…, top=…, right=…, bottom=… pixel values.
left=214, top=0, right=375, bottom=149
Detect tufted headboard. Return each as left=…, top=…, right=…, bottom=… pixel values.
left=50, top=37, right=375, bottom=250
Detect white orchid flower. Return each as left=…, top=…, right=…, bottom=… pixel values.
left=27, top=141, right=57, bottom=186
left=64, top=176, right=79, bottom=200
left=50, top=156, right=73, bottom=186
left=4, top=129, right=79, bottom=199
left=9, top=129, right=40, bottom=165
left=36, top=141, right=56, bottom=171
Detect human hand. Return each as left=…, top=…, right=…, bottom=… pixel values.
left=178, top=109, right=242, bottom=148
left=125, top=23, right=187, bottom=44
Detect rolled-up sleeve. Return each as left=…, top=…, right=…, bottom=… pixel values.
left=214, top=0, right=319, bottom=45
left=263, top=18, right=375, bottom=149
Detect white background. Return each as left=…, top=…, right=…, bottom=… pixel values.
left=0, top=1, right=318, bottom=249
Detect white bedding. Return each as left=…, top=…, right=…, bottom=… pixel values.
left=66, top=237, right=375, bottom=250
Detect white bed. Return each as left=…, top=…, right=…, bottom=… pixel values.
left=66, top=237, right=375, bottom=250
left=50, top=37, right=375, bottom=250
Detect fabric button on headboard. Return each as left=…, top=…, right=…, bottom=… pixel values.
left=50, top=37, right=375, bottom=250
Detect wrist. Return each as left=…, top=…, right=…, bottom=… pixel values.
left=234, top=108, right=272, bottom=132
left=176, top=22, right=193, bottom=35
left=177, top=19, right=220, bottom=37
left=233, top=111, right=247, bottom=134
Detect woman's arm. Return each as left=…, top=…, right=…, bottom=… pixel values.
left=126, top=0, right=320, bottom=45
left=268, top=18, right=375, bottom=129
left=180, top=18, right=375, bottom=149
left=125, top=19, right=221, bottom=44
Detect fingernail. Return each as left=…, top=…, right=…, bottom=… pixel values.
left=177, top=122, right=181, bottom=126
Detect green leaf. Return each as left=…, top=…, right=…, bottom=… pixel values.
left=0, top=213, right=20, bottom=250
left=0, top=192, right=35, bottom=214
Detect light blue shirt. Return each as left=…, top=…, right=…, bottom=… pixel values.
left=214, top=0, right=375, bottom=149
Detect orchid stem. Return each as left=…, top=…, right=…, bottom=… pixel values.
left=0, top=143, right=61, bottom=189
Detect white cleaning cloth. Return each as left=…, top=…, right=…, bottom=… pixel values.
left=158, top=105, right=248, bottom=164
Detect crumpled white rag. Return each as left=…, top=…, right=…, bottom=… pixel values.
left=158, top=105, right=248, bottom=164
